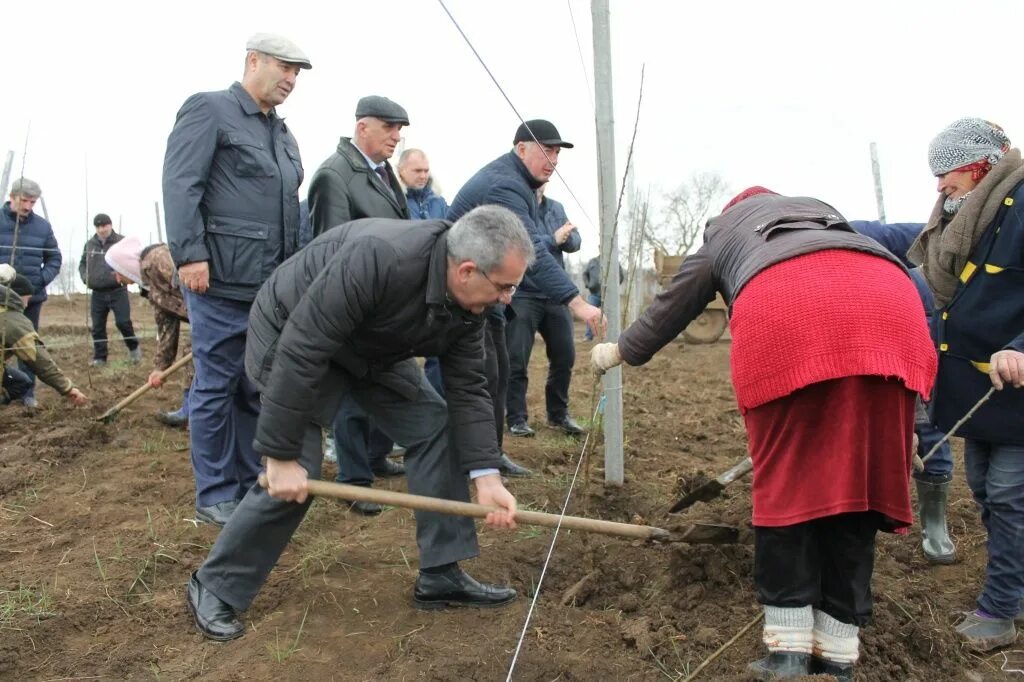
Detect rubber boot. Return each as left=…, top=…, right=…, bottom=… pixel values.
left=915, top=474, right=956, bottom=564
left=811, top=610, right=859, bottom=682
left=747, top=605, right=813, bottom=680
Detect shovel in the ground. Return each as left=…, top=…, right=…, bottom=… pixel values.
left=667, top=456, right=753, bottom=514
left=96, top=352, right=193, bottom=423
left=258, top=474, right=738, bottom=544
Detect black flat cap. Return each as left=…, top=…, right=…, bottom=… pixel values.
left=513, top=119, right=573, bottom=148
left=355, top=96, right=410, bottom=125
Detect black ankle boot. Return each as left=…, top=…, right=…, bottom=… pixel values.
left=746, top=652, right=810, bottom=680
left=811, top=655, right=854, bottom=681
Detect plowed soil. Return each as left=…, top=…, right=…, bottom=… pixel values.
left=1, top=295, right=1018, bottom=680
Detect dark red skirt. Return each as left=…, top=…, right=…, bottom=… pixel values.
left=744, top=375, right=915, bottom=530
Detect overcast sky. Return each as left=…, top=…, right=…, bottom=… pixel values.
left=3, top=0, right=1023, bottom=280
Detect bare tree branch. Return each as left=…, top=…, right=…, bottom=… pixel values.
left=645, top=172, right=730, bottom=256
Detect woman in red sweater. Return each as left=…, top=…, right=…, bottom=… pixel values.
left=592, top=188, right=937, bottom=681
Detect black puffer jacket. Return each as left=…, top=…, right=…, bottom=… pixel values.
left=247, top=218, right=499, bottom=471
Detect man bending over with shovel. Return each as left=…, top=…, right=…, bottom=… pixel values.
left=592, top=188, right=937, bottom=681
left=187, top=205, right=530, bottom=641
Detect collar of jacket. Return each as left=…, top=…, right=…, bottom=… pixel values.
left=406, top=185, right=436, bottom=202
left=2, top=202, right=35, bottom=224
left=0, top=284, right=25, bottom=313
left=229, top=81, right=282, bottom=122
left=504, top=151, right=546, bottom=191
left=424, top=224, right=481, bottom=325
left=337, top=137, right=377, bottom=174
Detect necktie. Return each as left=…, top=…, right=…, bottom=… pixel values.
left=375, top=165, right=395, bottom=199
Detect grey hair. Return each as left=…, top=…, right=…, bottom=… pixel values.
left=447, top=205, right=535, bottom=273
left=398, top=148, right=425, bottom=169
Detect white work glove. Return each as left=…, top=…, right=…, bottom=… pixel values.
left=591, top=342, right=622, bottom=374
left=0, top=263, right=15, bottom=284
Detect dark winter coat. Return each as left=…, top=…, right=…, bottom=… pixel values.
left=308, top=137, right=408, bottom=235
left=245, top=218, right=500, bottom=472
left=162, top=82, right=304, bottom=302
left=618, top=194, right=904, bottom=366
left=448, top=152, right=579, bottom=305
left=79, top=232, right=125, bottom=291
left=582, top=256, right=624, bottom=295
left=0, top=203, right=62, bottom=304
left=406, top=183, right=449, bottom=220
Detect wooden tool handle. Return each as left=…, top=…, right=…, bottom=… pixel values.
left=258, top=474, right=669, bottom=541
left=96, top=352, right=193, bottom=422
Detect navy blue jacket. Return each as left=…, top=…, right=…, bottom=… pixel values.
left=515, top=195, right=581, bottom=300
left=0, top=203, right=62, bottom=304
left=162, top=82, right=304, bottom=302
left=448, top=152, right=579, bottom=305
left=406, top=184, right=449, bottom=220
left=927, top=183, right=1024, bottom=444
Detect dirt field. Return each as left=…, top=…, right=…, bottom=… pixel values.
left=1, top=294, right=1019, bottom=681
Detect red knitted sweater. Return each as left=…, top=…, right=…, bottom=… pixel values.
left=729, top=250, right=937, bottom=411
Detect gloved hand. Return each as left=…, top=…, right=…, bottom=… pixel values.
left=0, top=263, right=15, bottom=285
left=591, top=342, right=622, bottom=374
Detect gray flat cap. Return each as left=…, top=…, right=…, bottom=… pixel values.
left=355, top=96, right=410, bottom=125
left=246, top=33, right=312, bottom=69
left=9, top=177, right=41, bottom=198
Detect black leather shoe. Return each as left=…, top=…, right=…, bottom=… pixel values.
left=499, top=452, right=532, bottom=478
left=156, top=410, right=188, bottom=428
left=548, top=416, right=584, bottom=436
left=509, top=422, right=535, bottom=438
left=414, top=566, right=517, bottom=610
left=349, top=500, right=383, bottom=516
left=195, top=500, right=238, bottom=527
left=372, top=458, right=406, bottom=478
left=810, top=656, right=853, bottom=682
left=746, top=652, right=811, bottom=680
left=186, top=572, right=244, bottom=641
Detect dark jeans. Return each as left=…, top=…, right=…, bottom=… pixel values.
left=914, top=399, right=952, bottom=479
left=485, top=319, right=508, bottom=449
left=584, top=292, right=600, bottom=340
left=964, top=439, right=1024, bottom=619
left=506, top=297, right=575, bottom=426
left=17, top=299, right=42, bottom=398
left=183, top=290, right=261, bottom=507
left=197, top=364, right=478, bottom=611
left=424, top=356, right=444, bottom=397
left=90, top=287, right=138, bottom=361
left=754, top=512, right=882, bottom=627
left=332, top=395, right=394, bottom=485
left=2, top=365, right=33, bottom=403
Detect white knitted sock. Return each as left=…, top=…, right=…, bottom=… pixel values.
left=762, top=605, right=814, bottom=654
left=812, top=609, right=860, bottom=664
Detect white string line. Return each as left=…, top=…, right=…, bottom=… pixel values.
left=505, top=394, right=606, bottom=681
left=566, top=0, right=595, bottom=113
left=436, top=0, right=597, bottom=232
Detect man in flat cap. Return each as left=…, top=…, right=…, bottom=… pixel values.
left=308, top=95, right=412, bottom=516
left=0, top=177, right=63, bottom=408
left=162, top=32, right=310, bottom=527
left=449, top=120, right=605, bottom=450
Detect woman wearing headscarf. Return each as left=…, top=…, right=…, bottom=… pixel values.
left=908, top=118, right=1024, bottom=652
left=591, top=188, right=937, bottom=680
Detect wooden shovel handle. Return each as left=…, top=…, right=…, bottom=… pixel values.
left=96, top=352, right=193, bottom=422
left=258, top=474, right=669, bottom=542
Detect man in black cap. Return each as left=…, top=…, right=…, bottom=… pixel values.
left=448, top=120, right=605, bottom=447
left=79, top=213, right=140, bottom=367
left=308, top=95, right=412, bottom=515
left=162, top=32, right=310, bottom=527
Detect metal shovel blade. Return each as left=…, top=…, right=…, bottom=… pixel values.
left=668, top=457, right=753, bottom=514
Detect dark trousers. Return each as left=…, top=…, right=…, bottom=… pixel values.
left=2, top=365, right=33, bottom=403
left=754, top=512, right=881, bottom=627
left=485, top=319, right=509, bottom=449
left=506, top=297, right=575, bottom=426
left=17, top=299, right=42, bottom=398
left=424, top=356, right=444, bottom=397
left=584, top=292, right=600, bottom=340
left=197, top=364, right=479, bottom=611
left=90, top=287, right=138, bottom=361
left=183, top=291, right=262, bottom=507
left=332, top=396, right=394, bottom=485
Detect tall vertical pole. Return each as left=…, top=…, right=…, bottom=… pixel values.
left=0, top=151, right=14, bottom=199
left=592, top=0, right=623, bottom=485
left=870, top=142, right=886, bottom=223
left=154, top=201, right=164, bottom=243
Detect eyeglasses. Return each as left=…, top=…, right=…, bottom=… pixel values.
left=478, top=268, right=518, bottom=296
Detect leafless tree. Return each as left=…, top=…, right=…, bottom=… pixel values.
left=646, top=172, right=729, bottom=256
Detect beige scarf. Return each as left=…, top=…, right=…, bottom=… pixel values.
left=909, top=147, right=1024, bottom=307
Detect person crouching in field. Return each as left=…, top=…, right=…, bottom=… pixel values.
left=591, top=188, right=937, bottom=681
left=104, top=237, right=191, bottom=427
left=1, top=264, right=87, bottom=407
